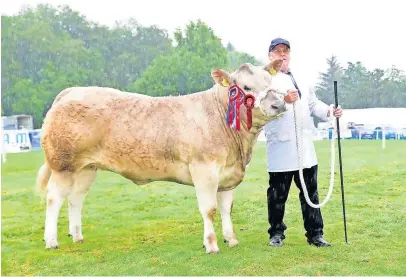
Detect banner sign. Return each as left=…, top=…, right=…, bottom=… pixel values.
left=2, top=129, right=32, bottom=153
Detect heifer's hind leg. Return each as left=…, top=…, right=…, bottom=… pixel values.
left=68, top=167, right=97, bottom=243
left=44, top=171, right=74, bottom=249
left=190, top=163, right=220, bottom=254
left=217, top=189, right=239, bottom=247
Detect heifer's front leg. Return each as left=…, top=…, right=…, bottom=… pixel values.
left=190, top=163, right=220, bottom=254
left=217, top=189, right=239, bottom=247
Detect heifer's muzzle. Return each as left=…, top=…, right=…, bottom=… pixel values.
left=254, top=84, right=287, bottom=116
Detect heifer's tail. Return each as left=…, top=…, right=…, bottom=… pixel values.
left=36, top=162, right=52, bottom=196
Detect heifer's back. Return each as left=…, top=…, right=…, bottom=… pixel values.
left=42, top=86, right=236, bottom=185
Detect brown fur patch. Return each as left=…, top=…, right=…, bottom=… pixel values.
left=207, top=207, right=216, bottom=221
left=47, top=199, right=53, bottom=206
left=208, top=232, right=216, bottom=245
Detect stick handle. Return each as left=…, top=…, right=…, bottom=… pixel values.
left=334, top=81, right=339, bottom=108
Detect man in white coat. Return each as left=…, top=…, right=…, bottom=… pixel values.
left=264, top=38, right=343, bottom=247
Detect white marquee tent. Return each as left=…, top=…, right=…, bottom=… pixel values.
left=317, top=107, right=406, bottom=130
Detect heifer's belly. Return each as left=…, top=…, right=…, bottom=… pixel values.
left=128, top=162, right=194, bottom=186
left=95, top=151, right=195, bottom=186
left=218, top=164, right=245, bottom=191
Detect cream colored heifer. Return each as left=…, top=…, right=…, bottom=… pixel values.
left=36, top=60, right=287, bottom=253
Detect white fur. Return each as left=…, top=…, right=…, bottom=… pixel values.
left=68, top=169, right=96, bottom=243
left=68, top=193, right=86, bottom=242
left=44, top=169, right=96, bottom=248
left=44, top=178, right=69, bottom=248
left=190, top=163, right=220, bottom=254
left=217, top=189, right=238, bottom=247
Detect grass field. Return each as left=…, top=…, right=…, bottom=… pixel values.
left=1, top=140, right=406, bottom=276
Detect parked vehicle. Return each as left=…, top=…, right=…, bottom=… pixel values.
left=374, top=127, right=397, bottom=140
left=359, top=128, right=375, bottom=139
left=399, top=128, right=406, bottom=140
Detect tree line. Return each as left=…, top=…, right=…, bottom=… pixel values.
left=2, top=4, right=405, bottom=128
left=1, top=4, right=261, bottom=128
left=315, top=56, right=406, bottom=109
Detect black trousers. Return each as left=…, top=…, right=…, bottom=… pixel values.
left=267, top=165, right=324, bottom=240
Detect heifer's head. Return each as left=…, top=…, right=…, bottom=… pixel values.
left=211, top=60, right=287, bottom=121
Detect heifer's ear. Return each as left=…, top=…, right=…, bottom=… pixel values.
left=264, top=59, right=283, bottom=76
left=211, top=69, right=232, bottom=87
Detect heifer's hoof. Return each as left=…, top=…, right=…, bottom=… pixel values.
left=73, top=238, right=84, bottom=243
left=72, top=234, right=84, bottom=243
left=202, top=233, right=220, bottom=254
left=226, top=238, right=239, bottom=247
left=45, top=239, right=59, bottom=249
left=206, top=246, right=220, bottom=254
left=202, top=244, right=220, bottom=254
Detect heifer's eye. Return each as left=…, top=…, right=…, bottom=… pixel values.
left=244, top=86, right=251, bottom=91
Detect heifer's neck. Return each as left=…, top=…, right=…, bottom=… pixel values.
left=213, top=85, right=269, bottom=167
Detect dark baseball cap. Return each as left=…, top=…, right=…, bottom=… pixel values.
left=268, top=38, right=290, bottom=52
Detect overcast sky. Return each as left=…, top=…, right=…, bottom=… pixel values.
left=2, top=0, right=405, bottom=95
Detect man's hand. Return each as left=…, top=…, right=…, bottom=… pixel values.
left=284, top=89, right=299, bottom=103
left=328, top=105, right=343, bottom=118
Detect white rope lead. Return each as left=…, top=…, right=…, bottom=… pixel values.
left=293, top=102, right=336, bottom=209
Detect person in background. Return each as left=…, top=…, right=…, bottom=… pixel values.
left=264, top=38, right=343, bottom=247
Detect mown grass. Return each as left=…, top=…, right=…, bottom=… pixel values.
left=1, top=140, right=406, bottom=276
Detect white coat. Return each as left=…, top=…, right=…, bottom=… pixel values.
left=264, top=72, right=330, bottom=172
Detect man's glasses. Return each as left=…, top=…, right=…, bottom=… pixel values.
left=272, top=48, right=290, bottom=54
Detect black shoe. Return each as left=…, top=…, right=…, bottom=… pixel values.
left=307, top=236, right=331, bottom=247
left=269, top=235, right=283, bottom=247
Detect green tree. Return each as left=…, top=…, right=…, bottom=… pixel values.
left=1, top=4, right=172, bottom=127
left=314, top=57, right=406, bottom=109
left=315, top=55, right=343, bottom=105
left=227, top=50, right=262, bottom=71
left=340, top=61, right=373, bottom=108
left=131, top=20, right=229, bottom=95
left=381, top=66, right=406, bottom=107
left=226, top=42, right=235, bottom=52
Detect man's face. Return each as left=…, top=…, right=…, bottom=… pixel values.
left=268, top=44, right=290, bottom=73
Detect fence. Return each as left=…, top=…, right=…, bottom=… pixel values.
left=258, top=128, right=406, bottom=142
left=324, top=128, right=406, bottom=140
